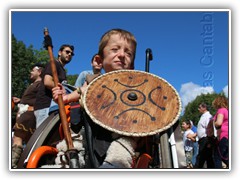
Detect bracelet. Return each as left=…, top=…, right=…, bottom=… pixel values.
left=64, top=94, right=69, bottom=104
left=76, top=87, right=82, bottom=95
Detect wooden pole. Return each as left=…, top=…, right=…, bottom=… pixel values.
left=43, top=28, right=74, bottom=150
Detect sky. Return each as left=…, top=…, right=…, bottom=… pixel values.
left=11, top=9, right=229, bottom=111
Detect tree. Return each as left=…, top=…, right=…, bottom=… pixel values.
left=11, top=34, right=49, bottom=98
left=180, top=93, right=221, bottom=126
left=33, top=48, right=50, bottom=65
left=66, top=74, right=78, bottom=86
left=12, top=34, right=35, bottom=97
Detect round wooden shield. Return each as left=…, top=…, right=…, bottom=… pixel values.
left=83, top=70, right=182, bottom=137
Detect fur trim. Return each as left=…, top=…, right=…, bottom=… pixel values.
left=102, top=137, right=137, bottom=168
left=40, top=133, right=85, bottom=168
left=56, top=134, right=84, bottom=152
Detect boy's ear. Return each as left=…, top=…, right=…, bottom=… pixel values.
left=94, top=54, right=103, bottom=68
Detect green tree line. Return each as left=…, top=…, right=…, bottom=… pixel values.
left=179, top=92, right=228, bottom=127
left=11, top=34, right=78, bottom=98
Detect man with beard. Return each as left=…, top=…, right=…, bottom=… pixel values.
left=34, top=44, right=74, bottom=128
left=12, top=63, right=44, bottom=168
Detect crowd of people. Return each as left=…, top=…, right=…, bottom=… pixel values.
left=11, top=28, right=229, bottom=169
left=181, top=98, right=229, bottom=169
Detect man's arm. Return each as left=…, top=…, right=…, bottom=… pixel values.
left=214, top=114, right=224, bottom=129
left=44, top=74, right=55, bottom=90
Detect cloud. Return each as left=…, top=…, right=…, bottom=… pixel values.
left=223, top=85, right=228, bottom=97
left=179, top=82, right=214, bottom=112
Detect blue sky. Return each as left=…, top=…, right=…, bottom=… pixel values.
left=11, top=10, right=229, bottom=110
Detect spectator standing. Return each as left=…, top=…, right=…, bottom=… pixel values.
left=195, top=103, right=215, bottom=168
left=190, top=120, right=199, bottom=166
left=181, top=120, right=195, bottom=168
left=212, top=96, right=229, bottom=168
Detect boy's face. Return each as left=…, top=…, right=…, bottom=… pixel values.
left=101, top=34, right=135, bottom=73
left=181, top=122, right=188, bottom=130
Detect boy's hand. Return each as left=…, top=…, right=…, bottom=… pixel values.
left=80, top=81, right=88, bottom=95
left=52, top=83, right=67, bottom=104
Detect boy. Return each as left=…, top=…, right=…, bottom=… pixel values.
left=74, top=53, right=102, bottom=87
left=52, top=29, right=137, bottom=168
left=181, top=120, right=196, bottom=168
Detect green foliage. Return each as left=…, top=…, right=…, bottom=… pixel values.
left=11, top=34, right=49, bottom=98
left=66, top=74, right=78, bottom=86
left=180, top=93, right=220, bottom=126
left=33, top=48, right=50, bottom=65
left=12, top=34, right=35, bottom=97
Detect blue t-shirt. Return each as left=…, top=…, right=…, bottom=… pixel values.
left=191, top=125, right=197, bottom=133
left=74, top=70, right=93, bottom=87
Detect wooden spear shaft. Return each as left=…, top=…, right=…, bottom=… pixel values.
left=44, top=28, right=74, bottom=150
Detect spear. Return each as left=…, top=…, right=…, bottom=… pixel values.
left=145, top=48, right=173, bottom=168
left=43, top=27, right=80, bottom=168
left=145, top=48, right=153, bottom=72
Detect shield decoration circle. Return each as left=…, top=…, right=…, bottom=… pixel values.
left=83, top=70, right=182, bottom=137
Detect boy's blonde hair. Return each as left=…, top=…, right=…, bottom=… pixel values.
left=98, top=29, right=137, bottom=69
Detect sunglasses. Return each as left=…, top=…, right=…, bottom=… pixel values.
left=64, top=50, right=74, bottom=56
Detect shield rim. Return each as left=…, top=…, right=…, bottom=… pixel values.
left=83, top=69, right=182, bottom=137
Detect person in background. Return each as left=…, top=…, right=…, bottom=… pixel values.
left=194, top=102, right=215, bottom=168
left=12, top=63, right=44, bottom=168
left=34, top=44, right=74, bottom=128
left=69, top=54, right=102, bottom=134
left=190, top=120, right=199, bottom=167
left=52, top=28, right=138, bottom=168
left=212, top=96, right=229, bottom=168
left=181, top=119, right=196, bottom=168
left=74, top=54, right=102, bottom=87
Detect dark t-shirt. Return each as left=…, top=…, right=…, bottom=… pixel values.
left=15, top=80, right=41, bottom=142
left=20, top=80, right=41, bottom=106
left=34, top=60, right=66, bottom=110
